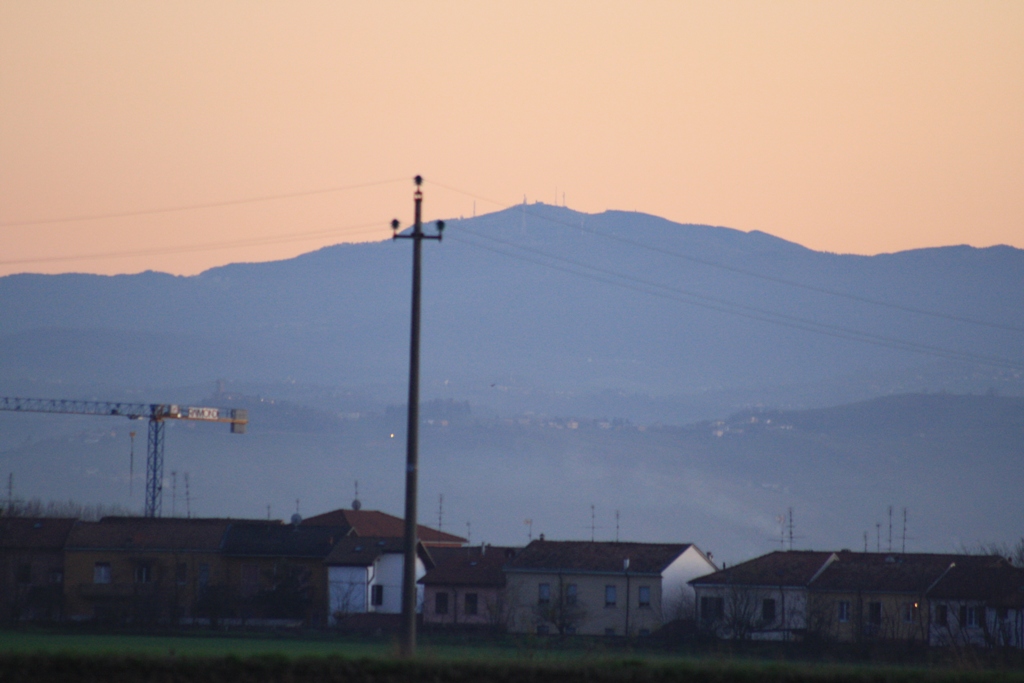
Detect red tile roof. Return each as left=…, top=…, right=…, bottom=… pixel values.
left=65, top=517, right=240, bottom=552
left=302, top=509, right=466, bottom=546
left=419, top=545, right=519, bottom=587
left=690, top=551, right=836, bottom=587
left=506, top=540, right=693, bottom=576
left=0, top=517, right=77, bottom=550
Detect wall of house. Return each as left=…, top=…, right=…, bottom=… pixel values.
left=506, top=571, right=664, bottom=636
left=661, top=547, right=717, bottom=621
left=805, top=590, right=929, bottom=644
left=371, top=554, right=425, bottom=614
left=222, top=556, right=329, bottom=626
left=693, top=584, right=809, bottom=641
left=62, top=549, right=225, bottom=623
left=0, top=550, right=66, bottom=621
left=928, top=600, right=1024, bottom=649
left=328, top=565, right=369, bottom=623
left=422, top=585, right=505, bottom=627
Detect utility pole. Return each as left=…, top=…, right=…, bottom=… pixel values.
left=392, top=175, right=444, bottom=658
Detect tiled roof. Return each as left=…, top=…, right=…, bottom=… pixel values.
left=302, top=508, right=466, bottom=546
left=505, top=540, right=692, bottom=575
left=927, top=560, right=1024, bottom=605
left=222, top=522, right=350, bottom=558
left=419, top=545, right=519, bottom=587
left=0, top=517, right=77, bottom=550
left=810, top=554, right=953, bottom=593
left=324, top=536, right=433, bottom=568
left=690, top=551, right=836, bottom=587
left=65, top=517, right=238, bottom=552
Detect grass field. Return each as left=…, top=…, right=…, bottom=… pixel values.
left=1, top=630, right=1023, bottom=682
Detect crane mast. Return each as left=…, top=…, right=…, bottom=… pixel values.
left=0, top=396, right=247, bottom=517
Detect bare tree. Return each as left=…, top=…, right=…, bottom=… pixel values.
left=532, top=576, right=588, bottom=636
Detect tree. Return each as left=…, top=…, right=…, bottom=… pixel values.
left=532, top=576, right=588, bottom=636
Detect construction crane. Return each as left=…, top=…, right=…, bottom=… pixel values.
left=0, top=396, right=247, bottom=518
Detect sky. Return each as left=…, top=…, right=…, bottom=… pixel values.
left=1, top=1, right=1022, bottom=277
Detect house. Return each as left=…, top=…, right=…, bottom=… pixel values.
left=302, top=508, right=467, bottom=548
left=220, top=520, right=349, bottom=627
left=419, top=544, right=519, bottom=629
left=0, top=517, right=77, bottom=621
left=62, top=516, right=235, bottom=624
left=325, top=536, right=433, bottom=624
left=690, top=550, right=836, bottom=640
left=926, top=558, right=1024, bottom=649
left=504, top=540, right=716, bottom=636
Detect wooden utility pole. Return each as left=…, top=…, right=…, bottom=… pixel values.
left=392, top=176, right=444, bottom=657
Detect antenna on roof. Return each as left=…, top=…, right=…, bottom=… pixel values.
left=437, top=493, right=443, bottom=533
left=591, top=504, right=596, bottom=542
left=524, top=518, right=533, bottom=542
left=352, top=480, right=361, bottom=511
left=902, top=507, right=908, bottom=554
left=466, top=520, right=471, bottom=544
left=864, top=531, right=868, bottom=553
left=876, top=522, right=881, bottom=552
left=129, top=431, right=136, bottom=499
left=787, top=507, right=795, bottom=551
left=776, top=514, right=786, bottom=550
left=615, top=509, right=620, bottom=543
left=184, top=472, right=191, bottom=519
left=888, top=505, right=893, bottom=553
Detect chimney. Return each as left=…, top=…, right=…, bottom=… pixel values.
left=623, top=558, right=630, bottom=571
left=481, top=542, right=486, bottom=556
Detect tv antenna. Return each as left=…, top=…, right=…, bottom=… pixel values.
left=437, top=493, right=443, bottom=533
left=184, top=472, right=191, bottom=518
left=615, top=509, right=620, bottom=543
left=524, top=518, right=533, bottom=541
left=129, top=431, right=136, bottom=499
left=352, top=480, right=361, bottom=510
left=888, top=505, right=893, bottom=552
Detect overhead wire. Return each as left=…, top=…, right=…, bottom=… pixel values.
left=448, top=228, right=1024, bottom=371
left=0, top=177, right=408, bottom=228
left=426, top=180, right=1023, bottom=334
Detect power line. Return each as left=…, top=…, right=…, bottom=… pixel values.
left=0, top=222, right=386, bottom=267
left=427, top=180, right=1023, bottom=334
left=0, top=178, right=408, bottom=228
left=448, top=230, right=1024, bottom=370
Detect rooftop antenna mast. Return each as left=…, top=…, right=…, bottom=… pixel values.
left=437, top=494, right=443, bottom=534
left=129, top=431, right=136, bottom=499
left=524, top=518, right=533, bottom=542
left=787, top=507, right=795, bottom=551
left=392, top=175, right=444, bottom=658
left=590, top=504, right=596, bottom=542
left=615, top=509, right=620, bottom=543
left=888, top=505, right=893, bottom=552
left=352, top=480, right=361, bottom=510
left=466, top=520, right=471, bottom=544
left=876, top=522, right=881, bottom=552
left=901, top=507, right=908, bottom=553
left=184, top=472, right=191, bottom=518
left=864, top=531, right=868, bottom=553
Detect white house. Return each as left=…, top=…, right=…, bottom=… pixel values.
left=325, top=537, right=432, bottom=624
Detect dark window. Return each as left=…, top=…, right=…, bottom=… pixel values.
left=967, top=606, right=982, bottom=627
left=434, top=591, right=449, bottom=614
left=762, top=598, right=776, bottom=623
left=604, top=627, right=616, bottom=636
left=903, top=602, right=919, bottom=623
left=93, top=562, right=111, bottom=585
left=198, top=563, right=210, bottom=588
left=135, top=563, right=152, bottom=584
left=371, top=584, right=384, bottom=607
left=639, top=628, right=651, bottom=637
left=700, top=596, right=724, bottom=621
left=15, top=564, right=31, bottom=585
left=605, top=585, right=617, bottom=607
left=175, top=563, right=187, bottom=584
left=241, top=563, right=259, bottom=594
left=838, top=601, right=850, bottom=623
left=566, top=583, right=578, bottom=605
left=997, top=607, right=1008, bottom=620
left=638, top=585, right=651, bottom=607
left=538, top=583, right=551, bottom=605
left=936, top=604, right=948, bottom=626
left=868, top=602, right=882, bottom=625
left=464, top=592, right=478, bottom=616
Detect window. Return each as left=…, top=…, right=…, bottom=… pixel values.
left=434, top=591, right=449, bottom=614
left=566, top=583, right=578, bottom=605
left=700, top=596, right=724, bottom=622
left=464, top=592, right=478, bottom=616
left=604, top=627, right=616, bottom=636
left=868, top=602, right=882, bottom=626
left=967, top=606, right=982, bottom=627
left=538, top=583, right=551, bottom=605
left=371, top=584, right=385, bottom=607
left=15, top=564, right=31, bottom=585
left=135, top=563, right=152, bottom=584
left=93, top=562, right=112, bottom=585
left=198, top=563, right=210, bottom=588
left=762, top=598, right=776, bottom=623
left=838, top=601, right=850, bottom=623
left=936, top=604, right=948, bottom=626
left=997, top=607, right=1008, bottom=621
left=638, top=585, right=651, bottom=608
left=903, top=602, right=920, bottom=623
left=175, top=562, right=188, bottom=584
left=605, top=585, right=617, bottom=607
left=639, top=628, right=651, bottom=637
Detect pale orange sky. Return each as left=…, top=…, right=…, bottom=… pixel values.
left=1, top=1, right=1022, bottom=277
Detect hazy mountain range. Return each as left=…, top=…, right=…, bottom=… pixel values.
left=0, top=204, right=1021, bottom=561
